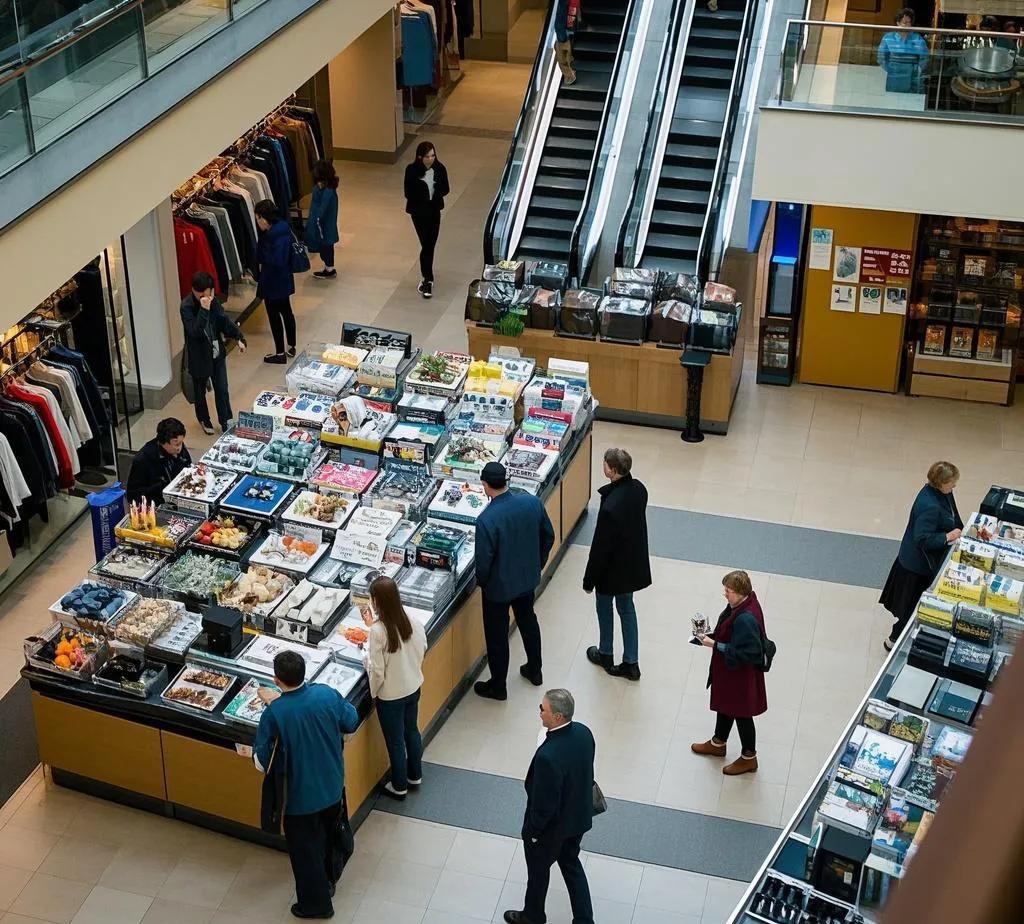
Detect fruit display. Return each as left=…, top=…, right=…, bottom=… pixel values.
left=221, top=474, right=294, bottom=517
left=156, top=551, right=240, bottom=601
left=223, top=677, right=278, bottom=726
left=200, top=433, right=266, bottom=472
left=115, top=507, right=201, bottom=550
left=163, top=464, right=236, bottom=506
left=25, top=624, right=106, bottom=680
left=53, top=582, right=134, bottom=630
left=310, top=462, right=378, bottom=496
left=111, top=598, right=181, bottom=646
left=190, top=514, right=258, bottom=555
left=218, top=564, right=294, bottom=615
left=91, top=546, right=167, bottom=584
left=282, top=490, right=356, bottom=529
left=94, top=654, right=167, bottom=698
left=161, top=662, right=235, bottom=712
left=249, top=532, right=328, bottom=574
left=255, top=427, right=321, bottom=480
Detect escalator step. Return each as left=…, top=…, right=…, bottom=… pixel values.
left=547, top=133, right=600, bottom=152
left=646, top=233, right=699, bottom=256
left=530, top=195, right=584, bottom=216
left=573, top=36, right=618, bottom=57
left=549, top=116, right=600, bottom=135
left=682, top=65, right=735, bottom=85
left=525, top=215, right=576, bottom=235
left=689, top=26, right=742, bottom=43
left=651, top=208, right=704, bottom=229
left=675, top=95, right=728, bottom=120
left=661, top=164, right=714, bottom=188
left=664, top=142, right=720, bottom=164
left=539, top=155, right=592, bottom=174
left=670, top=117, right=725, bottom=138
left=533, top=174, right=588, bottom=194
left=694, top=7, right=745, bottom=21
left=679, top=83, right=730, bottom=101
left=641, top=254, right=697, bottom=274
left=556, top=97, right=606, bottom=115
left=518, top=236, right=571, bottom=258
left=655, top=186, right=711, bottom=209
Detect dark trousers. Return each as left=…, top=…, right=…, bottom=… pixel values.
left=375, top=688, right=423, bottom=791
left=410, top=210, right=441, bottom=282
left=483, top=591, right=542, bottom=692
left=191, top=355, right=232, bottom=430
left=283, top=800, right=340, bottom=916
left=715, top=713, right=756, bottom=754
left=523, top=834, right=593, bottom=924
left=264, top=296, right=296, bottom=353
left=319, top=245, right=335, bottom=269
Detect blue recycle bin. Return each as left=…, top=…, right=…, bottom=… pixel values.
left=88, top=482, right=126, bottom=562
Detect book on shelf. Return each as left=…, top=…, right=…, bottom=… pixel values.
left=851, top=727, right=915, bottom=786
left=872, top=792, right=933, bottom=862
left=900, top=756, right=956, bottom=805
left=932, top=726, right=973, bottom=766
left=928, top=678, right=982, bottom=725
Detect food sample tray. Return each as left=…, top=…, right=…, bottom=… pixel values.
left=281, top=490, right=357, bottom=531
left=200, top=431, right=267, bottom=473
left=114, top=509, right=202, bottom=551
left=152, top=551, right=241, bottom=607
left=88, top=546, right=168, bottom=589
left=248, top=532, right=329, bottom=576
left=234, top=635, right=331, bottom=680
left=160, top=662, right=236, bottom=713
left=162, top=465, right=237, bottom=516
left=50, top=583, right=138, bottom=633
left=187, top=513, right=265, bottom=560
left=220, top=474, right=294, bottom=519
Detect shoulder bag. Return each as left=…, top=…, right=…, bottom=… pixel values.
left=260, top=738, right=286, bottom=834
left=592, top=780, right=608, bottom=816
left=289, top=229, right=311, bottom=274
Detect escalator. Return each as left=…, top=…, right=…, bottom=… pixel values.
left=512, top=0, right=631, bottom=264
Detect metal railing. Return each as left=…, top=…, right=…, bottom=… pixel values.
left=0, top=0, right=276, bottom=178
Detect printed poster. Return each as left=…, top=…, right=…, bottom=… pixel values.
left=861, top=248, right=890, bottom=285
left=831, top=285, right=857, bottom=312
left=884, top=286, right=909, bottom=315
left=809, top=228, right=833, bottom=271
left=860, top=286, right=883, bottom=314
left=833, top=246, right=862, bottom=284
left=887, top=250, right=913, bottom=279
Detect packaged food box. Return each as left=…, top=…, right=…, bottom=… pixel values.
left=162, top=465, right=236, bottom=515
left=558, top=289, right=600, bottom=339
left=916, top=592, right=956, bottom=631
left=649, top=300, right=693, bottom=345
left=953, top=538, right=998, bottom=572
left=310, top=462, right=379, bottom=497
left=528, top=260, right=569, bottom=292
left=220, top=474, right=294, bottom=518
left=984, top=573, right=1023, bottom=616
left=483, top=259, right=525, bottom=286
left=428, top=479, right=489, bottom=524
left=937, top=563, right=986, bottom=605
left=282, top=491, right=356, bottom=531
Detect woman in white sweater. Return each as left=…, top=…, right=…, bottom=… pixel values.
left=361, top=576, right=428, bottom=800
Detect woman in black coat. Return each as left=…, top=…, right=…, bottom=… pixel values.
left=404, top=141, right=450, bottom=300
left=583, top=448, right=651, bottom=681
left=880, top=460, right=962, bottom=650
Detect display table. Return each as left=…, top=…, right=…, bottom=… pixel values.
left=465, top=323, right=744, bottom=435
left=907, top=346, right=1015, bottom=405
left=24, top=428, right=593, bottom=845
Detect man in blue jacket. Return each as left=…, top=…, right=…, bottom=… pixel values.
left=255, top=651, right=359, bottom=919
left=474, top=461, right=556, bottom=700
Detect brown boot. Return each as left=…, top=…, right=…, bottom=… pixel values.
left=691, top=739, right=727, bottom=757
left=723, top=753, right=758, bottom=776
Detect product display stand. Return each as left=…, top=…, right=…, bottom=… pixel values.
left=680, top=349, right=711, bottom=443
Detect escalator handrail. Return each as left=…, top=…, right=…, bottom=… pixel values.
left=695, top=0, right=760, bottom=281
left=612, top=0, right=689, bottom=269
left=482, top=0, right=560, bottom=266
left=565, top=0, right=644, bottom=284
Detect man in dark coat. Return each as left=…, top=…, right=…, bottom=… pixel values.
left=180, top=270, right=246, bottom=434
left=126, top=417, right=192, bottom=505
left=504, top=688, right=595, bottom=924
left=584, top=448, right=651, bottom=681
left=474, top=461, right=556, bottom=700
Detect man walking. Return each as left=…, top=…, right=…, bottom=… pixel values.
left=474, top=461, right=555, bottom=700
left=504, top=688, right=595, bottom=924
left=584, top=448, right=651, bottom=681
left=254, top=651, right=360, bottom=920
left=180, top=270, right=247, bottom=435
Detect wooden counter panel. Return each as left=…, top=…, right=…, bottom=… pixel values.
left=452, top=589, right=485, bottom=680
left=545, top=483, right=563, bottom=559
left=343, top=716, right=389, bottom=811
left=33, top=693, right=166, bottom=799
left=419, top=626, right=455, bottom=731
left=162, top=731, right=262, bottom=828
left=560, top=431, right=593, bottom=532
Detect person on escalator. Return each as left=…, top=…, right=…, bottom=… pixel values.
left=554, top=0, right=578, bottom=85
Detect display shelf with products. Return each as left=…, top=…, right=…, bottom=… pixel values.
left=726, top=488, right=1023, bottom=924
left=21, top=326, right=595, bottom=846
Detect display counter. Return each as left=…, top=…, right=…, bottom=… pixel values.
left=466, top=322, right=744, bottom=434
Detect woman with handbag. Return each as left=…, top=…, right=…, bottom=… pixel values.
left=361, top=576, right=427, bottom=800
left=255, top=199, right=298, bottom=364
left=306, top=160, right=340, bottom=280
left=880, top=461, right=962, bottom=651
left=692, top=570, right=767, bottom=777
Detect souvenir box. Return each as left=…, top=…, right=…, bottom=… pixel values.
left=397, top=565, right=456, bottom=612
left=410, top=521, right=469, bottom=571
left=404, top=351, right=471, bottom=398
left=253, top=390, right=290, bottom=417
left=922, top=324, right=947, bottom=355
left=161, top=662, right=236, bottom=713
left=350, top=383, right=400, bottom=412
left=383, top=422, right=447, bottom=466
left=995, top=547, right=1024, bottom=581
left=514, top=417, right=569, bottom=453
left=522, top=377, right=588, bottom=420
left=450, top=413, right=515, bottom=442
left=162, top=465, right=237, bottom=516
left=108, top=598, right=186, bottom=647
left=357, top=347, right=406, bottom=388
left=25, top=623, right=108, bottom=682
left=598, top=296, right=650, bottom=344
left=983, top=573, right=1023, bottom=615
left=267, top=581, right=348, bottom=644
left=309, top=461, right=378, bottom=497
left=248, top=531, right=329, bottom=577
left=279, top=393, right=333, bottom=429
left=312, top=659, right=364, bottom=698
left=320, top=399, right=395, bottom=452
left=649, top=300, right=692, bottom=346
left=154, top=551, right=240, bottom=607
left=223, top=677, right=278, bottom=727
left=188, top=513, right=265, bottom=560
left=349, top=563, right=406, bottom=605
left=344, top=506, right=404, bottom=542
left=659, top=272, right=699, bottom=304
left=937, top=562, right=987, bottom=605
left=528, top=260, right=569, bottom=292
left=50, top=582, right=138, bottom=633
left=510, top=477, right=541, bottom=495
left=281, top=490, right=356, bottom=531
left=89, top=546, right=169, bottom=589
left=149, top=609, right=203, bottom=659
left=386, top=520, right=418, bottom=566
left=526, top=288, right=561, bottom=330
left=255, top=427, right=325, bottom=482
left=365, top=467, right=438, bottom=519
left=483, top=259, right=526, bottom=286
left=320, top=342, right=369, bottom=370
left=953, top=538, right=998, bottom=572
left=397, top=392, right=455, bottom=427
left=503, top=446, right=560, bottom=483
left=236, top=635, right=333, bottom=681
left=427, top=479, right=489, bottom=525
left=220, top=474, right=294, bottom=519
left=558, top=288, right=600, bottom=339
left=948, top=325, right=975, bottom=358
left=433, top=433, right=505, bottom=479
left=330, top=530, right=389, bottom=568
left=114, top=507, right=202, bottom=551
left=286, top=349, right=357, bottom=396
left=218, top=565, right=295, bottom=619
left=689, top=307, right=738, bottom=353
left=94, top=653, right=168, bottom=699
left=201, top=432, right=267, bottom=473
left=321, top=609, right=372, bottom=660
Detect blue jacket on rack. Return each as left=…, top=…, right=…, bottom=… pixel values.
left=401, top=11, right=436, bottom=88
left=305, top=186, right=339, bottom=250
left=256, top=219, right=295, bottom=300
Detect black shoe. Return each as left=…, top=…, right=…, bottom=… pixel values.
left=264, top=352, right=287, bottom=364
left=608, top=662, right=642, bottom=681
left=200, top=421, right=216, bottom=436
left=519, top=664, right=543, bottom=686
left=504, top=912, right=540, bottom=924
left=586, top=646, right=614, bottom=672
left=474, top=680, right=507, bottom=701
left=313, top=269, right=336, bottom=279
left=287, top=345, right=297, bottom=357
left=379, top=781, right=407, bottom=801
left=418, top=280, right=433, bottom=299
left=290, top=903, right=333, bottom=919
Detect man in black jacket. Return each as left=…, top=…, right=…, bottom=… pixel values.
left=504, top=688, right=595, bottom=924
left=583, top=448, right=652, bottom=681
left=180, top=271, right=247, bottom=435
left=126, top=418, right=192, bottom=505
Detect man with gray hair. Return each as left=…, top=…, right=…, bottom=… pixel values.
left=503, top=689, right=596, bottom=924
left=584, top=447, right=651, bottom=681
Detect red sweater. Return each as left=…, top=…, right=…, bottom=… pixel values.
left=6, top=383, right=75, bottom=489
left=174, top=217, right=219, bottom=298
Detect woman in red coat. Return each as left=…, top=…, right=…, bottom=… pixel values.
left=692, top=570, right=767, bottom=776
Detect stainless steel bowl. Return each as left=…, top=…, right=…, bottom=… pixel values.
left=960, top=45, right=1016, bottom=79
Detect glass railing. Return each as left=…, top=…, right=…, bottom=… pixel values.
left=778, top=19, right=1024, bottom=123
left=0, top=0, right=275, bottom=179
left=482, top=0, right=559, bottom=265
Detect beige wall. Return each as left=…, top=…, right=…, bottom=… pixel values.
left=0, top=0, right=392, bottom=335
left=328, top=11, right=402, bottom=156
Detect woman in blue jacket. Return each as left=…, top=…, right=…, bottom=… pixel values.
left=255, top=199, right=297, bottom=364
left=880, top=460, right=962, bottom=650
left=878, top=9, right=930, bottom=94
left=306, top=159, right=340, bottom=280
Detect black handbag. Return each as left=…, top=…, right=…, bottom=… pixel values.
left=592, top=781, right=608, bottom=816
left=331, top=790, right=356, bottom=881
left=290, top=231, right=311, bottom=274
left=260, top=739, right=286, bottom=834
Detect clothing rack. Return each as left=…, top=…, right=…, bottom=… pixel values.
left=0, top=332, right=65, bottom=385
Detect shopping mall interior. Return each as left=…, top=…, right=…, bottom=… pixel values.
left=0, top=0, right=1021, bottom=922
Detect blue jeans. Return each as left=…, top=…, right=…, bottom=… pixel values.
left=596, top=593, right=638, bottom=664
left=375, top=688, right=422, bottom=791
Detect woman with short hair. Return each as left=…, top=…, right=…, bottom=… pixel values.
left=880, top=461, right=962, bottom=651
left=403, top=141, right=450, bottom=300
left=361, top=576, right=428, bottom=800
